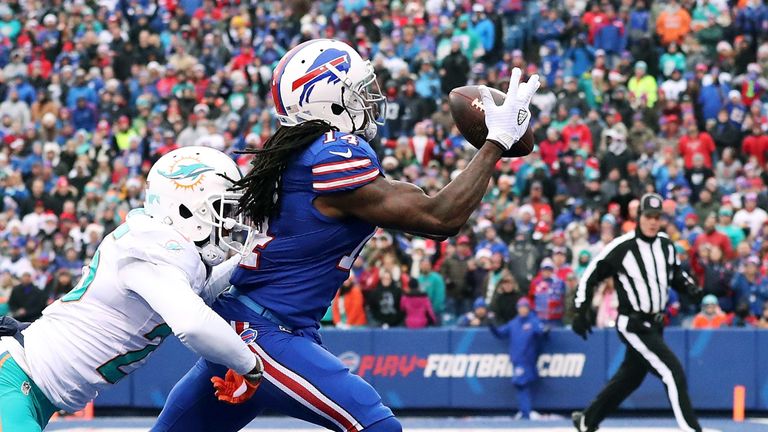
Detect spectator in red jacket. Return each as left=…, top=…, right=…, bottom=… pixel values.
left=538, top=127, right=564, bottom=168
left=561, top=108, right=594, bottom=153
left=551, top=246, right=574, bottom=281
left=582, top=2, right=607, bottom=44
left=679, top=124, right=716, bottom=169
left=528, top=258, right=566, bottom=326
left=742, top=125, right=768, bottom=166
left=691, top=212, right=735, bottom=279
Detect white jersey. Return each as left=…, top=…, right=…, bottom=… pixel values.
left=0, top=209, right=255, bottom=412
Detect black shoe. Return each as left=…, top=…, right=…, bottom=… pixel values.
left=571, top=411, right=597, bottom=432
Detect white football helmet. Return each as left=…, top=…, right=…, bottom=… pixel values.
left=145, top=146, right=250, bottom=266
left=270, top=39, right=386, bottom=140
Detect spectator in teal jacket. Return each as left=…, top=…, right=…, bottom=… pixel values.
left=418, top=259, right=446, bottom=320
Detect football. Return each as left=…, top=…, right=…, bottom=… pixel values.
left=448, top=85, right=535, bottom=158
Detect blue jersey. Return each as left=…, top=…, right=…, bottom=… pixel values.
left=228, top=131, right=383, bottom=329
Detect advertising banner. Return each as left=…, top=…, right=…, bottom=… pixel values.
left=98, top=328, right=765, bottom=411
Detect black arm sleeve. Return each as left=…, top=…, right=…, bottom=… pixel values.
left=670, top=245, right=700, bottom=298
left=574, top=238, right=625, bottom=314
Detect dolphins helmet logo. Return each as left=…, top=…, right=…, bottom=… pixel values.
left=158, top=157, right=215, bottom=191
left=291, top=48, right=351, bottom=107
left=164, top=240, right=184, bottom=252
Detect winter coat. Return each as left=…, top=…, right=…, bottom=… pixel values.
left=490, top=313, right=545, bottom=385
left=400, top=292, right=436, bottom=329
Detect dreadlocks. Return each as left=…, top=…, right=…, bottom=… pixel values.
left=232, top=119, right=336, bottom=230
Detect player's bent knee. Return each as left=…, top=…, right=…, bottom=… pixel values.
left=364, top=416, right=402, bottom=432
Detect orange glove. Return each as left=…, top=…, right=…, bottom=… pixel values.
left=211, top=359, right=263, bottom=404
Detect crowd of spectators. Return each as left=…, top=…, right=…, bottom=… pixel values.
left=1, top=0, right=768, bottom=331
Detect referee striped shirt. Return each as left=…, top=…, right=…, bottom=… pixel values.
left=575, top=231, right=696, bottom=315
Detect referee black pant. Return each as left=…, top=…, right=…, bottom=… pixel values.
left=582, top=315, right=701, bottom=432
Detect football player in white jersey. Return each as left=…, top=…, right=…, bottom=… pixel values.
left=0, top=146, right=264, bottom=431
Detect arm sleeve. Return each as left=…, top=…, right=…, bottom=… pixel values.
left=574, top=237, right=624, bottom=313
left=119, top=259, right=257, bottom=375
left=200, top=255, right=240, bottom=305
left=490, top=322, right=510, bottom=338
left=669, top=243, right=700, bottom=297
left=311, top=133, right=382, bottom=195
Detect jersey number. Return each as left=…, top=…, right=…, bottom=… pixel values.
left=61, top=250, right=101, bottom=302
left=240, top=220, right=374, bottom=272
left=97, top=323, right=172, bottom=384
left=323, top=131, right=359, bottom=145
left=60, top=224, right=129, bottom=302
left=240, top=219, right=275, bottom=269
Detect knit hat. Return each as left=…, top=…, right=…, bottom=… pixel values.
left=473, top=297, right=487, bottom=309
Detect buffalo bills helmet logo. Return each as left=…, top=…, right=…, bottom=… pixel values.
left=239, top=328, right=258, bottom=345
left=338, top=351, right=361, bottom=373
left=291, top=49, right=351, bottom=107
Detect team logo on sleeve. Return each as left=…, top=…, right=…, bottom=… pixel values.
left=292, top=49, right=351, bottom=107
left=158, top=157, right=215, bottom=191
left=164, top=240, right=184, bottom=252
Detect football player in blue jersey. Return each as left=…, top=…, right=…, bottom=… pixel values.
left=154, top=39, right=539, bottom=432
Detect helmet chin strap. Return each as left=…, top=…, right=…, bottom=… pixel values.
left=362, top=121, right=377, bottom=140
left=340, top=87, right=377, bottom=140
left=200, top=243, right=226, bottom=266
left=200, top=217, right=248, bottom=266
left=199, top=224, right=229, bottom=267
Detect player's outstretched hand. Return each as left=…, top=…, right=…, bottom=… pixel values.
left=478, top=67, right=540, bottom=152
left=211, top=359, right=263, bottom=404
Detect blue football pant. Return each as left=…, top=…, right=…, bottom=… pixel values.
left=514, top=383, right=532, bottom=419
left=153, top=317, right=396, bottom=432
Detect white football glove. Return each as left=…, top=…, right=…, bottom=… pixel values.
left=479, top=68, right=541, bottom=152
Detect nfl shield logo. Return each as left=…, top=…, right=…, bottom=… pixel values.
left=517, top=109, right=528, bottom=125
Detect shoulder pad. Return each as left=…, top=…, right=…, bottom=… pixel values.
left=116, top=213, right=204, bottom=284
left=310, top=132, right=382, bottom=194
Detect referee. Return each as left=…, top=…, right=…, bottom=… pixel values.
left=571, top=193, right=702, bottom=432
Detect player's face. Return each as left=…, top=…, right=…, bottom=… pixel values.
left=639, top=213, right=661, bottom=237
